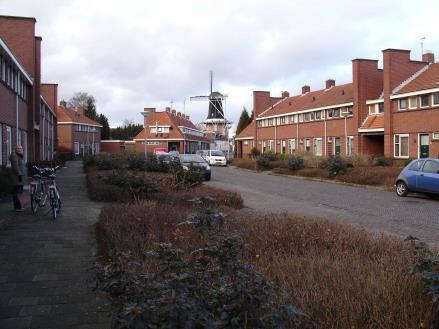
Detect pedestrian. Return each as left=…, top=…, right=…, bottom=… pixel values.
left=9, top=145, right=26, bottom=211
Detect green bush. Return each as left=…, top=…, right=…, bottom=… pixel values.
left=277, top=153, right=289, bottom=161
left=250, top=147, right=260, bottom=158
left=373, top=156, right=393, bottom=167
left=287, top=155, right=305, bottom=171
left=319, top=155, right=347, bottom=178
left=105, top=171, right=159, bottom=201
left=0, top=167, right=14, bottom=196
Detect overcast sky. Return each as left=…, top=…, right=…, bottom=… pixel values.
left=1, top=0, right=439, bottom=131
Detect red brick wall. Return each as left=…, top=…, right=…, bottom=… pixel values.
left=101, top=141, right=124, bottom=153
left=0, top=16, right=36, bottom=75
left=383, top=49, right=427, bottom=157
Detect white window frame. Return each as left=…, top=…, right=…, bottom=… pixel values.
left=433, top=93, right=439, bottom=106
left=313, top=138, right=322, bottom=156
left=394, top=134, right=409, bottom=159
left=6, top=126, right=12, bottom=167
left=288, top=139, right=296, bottom=154
left=74, top=142, right=80, bottom=155
left=409, top=96, right=417, bottom=109
left=419, top=94, right=429, bottom=108
left=346, top=136, right=354, bottom=156
left=398, top=98, right=408, bottom=111
left=433, top=132, right=439, bottom=140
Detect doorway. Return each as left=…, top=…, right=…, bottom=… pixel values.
left=419, top=133, right=429, bottom=158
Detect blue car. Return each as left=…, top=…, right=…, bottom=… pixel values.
left=395, top=158, right=439, bottom=197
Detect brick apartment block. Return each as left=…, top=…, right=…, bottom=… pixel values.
left=236, top=49, right=439, bottom=160
left=57, top=105, right=102, bottom=157
left=101, top=107, right=210, bottom=154
left=0, top=15, right=57, bottom=165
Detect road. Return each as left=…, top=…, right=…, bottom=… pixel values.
left=207, top=166, right=439, bottom=247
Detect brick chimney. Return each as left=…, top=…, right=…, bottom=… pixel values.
left=186, top=115, right=190, bottom=120
left=143, top=107, right=156, bottom=113
left=301, top=85, right=310, bottom=94
left=172, top=109, right=176, bottom=115
left=423, top=52, right=435, bottom=64
left=165, top=107, right=171, bottom=112
left=326, top=79, right=335, bottom=89
left=177, top=112, right=181, bottom=117
left=281, top=91, right=290, bottom=98
left=77, top=107, right=85, bottom=116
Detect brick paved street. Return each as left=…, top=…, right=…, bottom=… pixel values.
left=0, top=161, right=111, bottom=329
left=208, top=167, right=439, bottom=247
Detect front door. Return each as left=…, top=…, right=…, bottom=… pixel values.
left=419, top=134, right=429, bottom=158
left=334, top=137, right=341, bottom=155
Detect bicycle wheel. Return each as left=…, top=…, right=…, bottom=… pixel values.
left=30, top=187, right=39, bottom=214
left=51, top=197, right=58, bottom=220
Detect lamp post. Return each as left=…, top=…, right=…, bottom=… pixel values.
left=140, top=111, right=149, bottom=159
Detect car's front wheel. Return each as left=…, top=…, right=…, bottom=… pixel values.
left=396, top=181, right=408, bottom=197
left=205, top=173, right=211, bottom=181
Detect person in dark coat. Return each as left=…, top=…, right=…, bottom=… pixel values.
left=9, top=145, right=26, bottom=211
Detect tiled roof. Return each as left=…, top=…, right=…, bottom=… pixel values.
left=236, top=121, right=255, bottom=139
left=134, top=111, right=209, bottom=142
left=258, top=83, right=354, bottom=118
left=395, top=63, right=439, bottom=94
left=360, top=115, right=384, bottom=130
left=57, top=106, right=102, bottom=126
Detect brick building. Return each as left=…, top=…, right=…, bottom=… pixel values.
left=101, top=107, right=209, bottom=154
left=133, top=107, right=210, bottom=153
left=0, top=15, right=57, bottom=165
left=236, top=48, right=439, bottom=160
left=57, top=105, right=102, bottom=157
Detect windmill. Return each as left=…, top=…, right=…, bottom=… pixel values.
left=190, top=71, right=231, bottom=142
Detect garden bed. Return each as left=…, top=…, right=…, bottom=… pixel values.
left=85, top=153, right=438, bottom=328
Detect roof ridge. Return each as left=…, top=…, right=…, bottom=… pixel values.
left=392, top=64, right=430, bottom=94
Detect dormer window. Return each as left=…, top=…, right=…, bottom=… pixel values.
left=409, top=96, right=417, bottom=109
left=433, top=92, right=439, bottom=106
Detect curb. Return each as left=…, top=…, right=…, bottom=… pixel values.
left=230, top=165, right=393, bottom=192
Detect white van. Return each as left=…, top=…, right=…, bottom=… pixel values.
left=199, top=150, right=227, bottom=166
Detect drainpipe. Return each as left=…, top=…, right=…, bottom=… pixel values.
left=16, top=94, right=19, bottom=144
left=324, top=116, right=327, bottom=157
left=344, top=115, right=348, bottom=154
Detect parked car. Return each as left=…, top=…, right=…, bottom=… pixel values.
left=395, top=158, right=439, bottom=197
left=155, top=153, right=172, bottom=165
left=153, top=147, right=168, bottom=154
left=179, top=154, right=211, bottom=181
left=198, top=150, right=227, bottom=166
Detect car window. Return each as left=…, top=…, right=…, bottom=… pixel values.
left=422, top=160, right=439, bottom=174
left=180, top=154, right=205, bottom=163
left=211, top=151, right=224, bottom=156
left=408, top=160, right=424, bottom=171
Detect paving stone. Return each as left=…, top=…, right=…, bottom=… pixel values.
left=0, top=161, right=110, bottom=329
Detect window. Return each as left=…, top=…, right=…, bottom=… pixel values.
left=280, top=116, right=286, bottom=125
left=408, top=160, right=424, bottom=171
left=369, top=103, right=384, bottom=114
left=95, top=142, right=100, bottom=153
left=333, top=108, right=340, bottom=117
left=314, top=138, right=322, bottom=156
left=433, top=93, right=439, bottom=106
left=304, top=138, right=311, bottom=152
left=6, top=126, right=12, bottom=167
left=304, top=113, right=310, bottom=121
left=422, top=160, right=439, bottom=174
left=288, top=139, right=296, bottom=154
left=346, top=136, right=354, bottom=155
left=74, top=142, right=80, bottom=155
left=268, top=119, right=274, bottom=126
left=378, top=103, right=384, bottom=113
left=433, top=132, right=439, bottom=140
left=399, top=98, right=408, bottom=110
left=262, top=140, right=267, bottom=153
left=394, top=134, right=409, bottom=158
left=409, top=96, right=417, bottom=109
left=315, top=111, right=321, bottom=120
left=420, top=94, right=429, bottom=108
left=268, top=140, right=274, bottom=152
left=298, top=114, right=303, bottom=122
left=346, top=106, right=353, bottom=115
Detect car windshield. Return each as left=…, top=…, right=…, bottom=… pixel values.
left=180, top=154, right=206, bottom=163
left=211, top=151, right=224, bottom=157
left=157, top=154, right=171, bottom=161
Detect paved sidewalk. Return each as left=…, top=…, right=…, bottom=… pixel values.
left=0, top=161, right=111, bottom=329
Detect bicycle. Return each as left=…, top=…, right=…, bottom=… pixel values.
left=29, top=165, right=62, bottom=220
